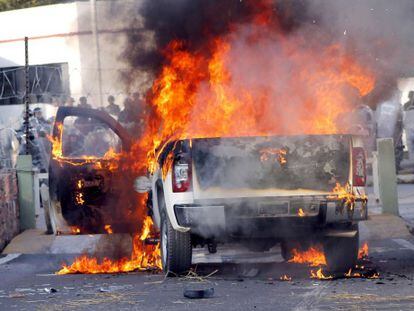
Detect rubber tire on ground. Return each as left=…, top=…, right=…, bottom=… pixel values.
left=160, top=210, right=192, bottom=276
left=323, top=224, right=359, bottom=273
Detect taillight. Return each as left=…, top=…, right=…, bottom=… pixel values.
left=352, top=147, right=366, bottom=186
left=172, top=154, right=192, bottom=192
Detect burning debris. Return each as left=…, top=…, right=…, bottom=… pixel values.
left=57, top=217, right=161, bottom=274
left=70, top=226, right=81, bottom=235
left=260, top=148, right=287, bottom=166
left=280, top=275, right=292, bottom=281
left=289, top=242, right=379, bottom=280
left=104, top=225, right=113, bottom=235
left=288, top=245, right=326, bottom=267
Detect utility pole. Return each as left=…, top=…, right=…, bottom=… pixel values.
left=24, top=37, right=30, bottom=154
left=90, top=0, right=104, bottom=107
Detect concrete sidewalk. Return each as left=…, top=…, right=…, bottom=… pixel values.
left=367, top=183, right=414, bottom=233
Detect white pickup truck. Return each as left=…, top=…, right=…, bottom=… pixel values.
left=136, top=134, right=368, bottom=275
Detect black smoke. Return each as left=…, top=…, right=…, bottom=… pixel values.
left=123, top=0, right=311, bottom=78
left=122, top=0, right=414, bottom=106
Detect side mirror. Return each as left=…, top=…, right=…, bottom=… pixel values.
left=134, top=176, right=151, bottom=193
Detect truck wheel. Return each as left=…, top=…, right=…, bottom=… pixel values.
left=323, top=225, right=359, bottom=272
left=160, top=210, right=192, bottom=276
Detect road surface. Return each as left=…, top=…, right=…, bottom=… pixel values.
left=1, top=231, right=414, bottom=310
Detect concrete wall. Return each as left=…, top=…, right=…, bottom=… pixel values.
left=0, top=170, right=19, bottom=251
left=0, top=1, right=143, bottom=108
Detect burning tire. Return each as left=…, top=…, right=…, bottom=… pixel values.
left=323, top=224, right=359, bottom=272
left=160, top=198, right=192, bottom=276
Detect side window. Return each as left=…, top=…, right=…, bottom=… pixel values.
left=61, top=116, right=121, bottom=158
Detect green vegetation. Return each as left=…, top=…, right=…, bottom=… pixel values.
left=0, top=0, right=73, bottom=12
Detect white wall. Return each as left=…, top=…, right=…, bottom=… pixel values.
left=0, top=1, right=142, bottom=109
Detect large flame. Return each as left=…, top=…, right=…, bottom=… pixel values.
left=57, top=1, right=375, bottom=275
left=142, top=19, right=375, bottom=172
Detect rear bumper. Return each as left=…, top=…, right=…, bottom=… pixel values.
left=173, top=197, right=367, bottom=238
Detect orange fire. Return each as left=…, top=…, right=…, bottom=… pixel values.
left=142, top=14, right=375, bottom=173
left=358, top=242, right=369, bottom=259
left=75, top=192, right=85, bottom=205
left=57, top=216, right=161, bottom=274
left=48, top=124, right=120, bottom=170
left=280, top=274, right=292, bottom=281
left=260, top=148, right=287, bottom=166
left=329, top=183, right=355, bottom=208
left=70, top=226, right=81, bottom=235
left=298, top=208, right=305, bottom=217
left=288, top=245, right=327, bottom=267
left=104, top=225, right=113, bottom=234
left=310, top=268, right=333, bottom=280
left=57, top=1, right=376, bottom=275
left=290, top=242, right=377, bottom=280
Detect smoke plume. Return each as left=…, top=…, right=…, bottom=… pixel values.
left=123, top=0, right=414, bottom=107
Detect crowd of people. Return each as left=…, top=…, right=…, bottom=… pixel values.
left=14, top=92, right=147, bottom=172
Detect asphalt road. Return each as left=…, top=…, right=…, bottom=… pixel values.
left=2, top=235, right=414, bottom=311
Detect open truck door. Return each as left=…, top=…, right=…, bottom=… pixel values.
left=46, top=106, right=137, bottom=235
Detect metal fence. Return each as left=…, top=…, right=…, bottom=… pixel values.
left=0, top=63, right=69, bottom=105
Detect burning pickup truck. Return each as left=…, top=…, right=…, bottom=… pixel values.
left=137, top=134, right=368, bottom=274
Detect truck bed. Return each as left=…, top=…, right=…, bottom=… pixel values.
left=191, top=135, right=351, bottom=199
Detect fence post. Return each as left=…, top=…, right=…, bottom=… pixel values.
left=16, top=155, right=36, bottom=229
left=377, top=138, right=399, bottom=215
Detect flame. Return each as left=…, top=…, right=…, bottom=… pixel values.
left=290, top=242, right=378, bottom=280
left=280, top=274, right=292, bottom=281
left=104, top=225, right=113, bottom=234
left=75, top=192, right=85, bottom=205
left=260, top=148, right=287, bottom=166
left=48, top=124, right=120, bottom=170
left=329, top=183, right=355, bottom=208
left=288, top=245, right=327, bottom=267
left=70, top=226, right=81, bottom=235
left=142, top=18, right=375, bottom=174
left=298, top=208, right=305, bottom=217
left=57, top=217, right=161, bottom=275
left=310, top=268, right=334, bottom=280
left=56, top=1, right=376, bottom=275
left=358, top=242, right=369, bottom=259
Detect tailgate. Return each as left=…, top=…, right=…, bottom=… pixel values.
left=192, top=135, right=351, bottom=199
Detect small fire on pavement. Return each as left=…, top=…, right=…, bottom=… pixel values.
left=280, top=274, right=292, bottom=281
left=57, top=217, right=161, bottom=274
left=289, top=241, right=379, bottom=280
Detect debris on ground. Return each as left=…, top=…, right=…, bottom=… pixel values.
left=183, top=287, right=214, bottom=299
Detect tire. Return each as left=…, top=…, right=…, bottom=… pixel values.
left=323, top=225, right=359, bottom=272
left=160, top=207, right=192, bottom=276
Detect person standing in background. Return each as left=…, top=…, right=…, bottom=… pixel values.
left=78, top=96, right=92, bottom=109
left=403, top=91, right=414, bottom=111
left=104, top=95, right=121, bottom=118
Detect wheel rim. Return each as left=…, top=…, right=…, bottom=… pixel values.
left=161, top=220, right=168, bottom=269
